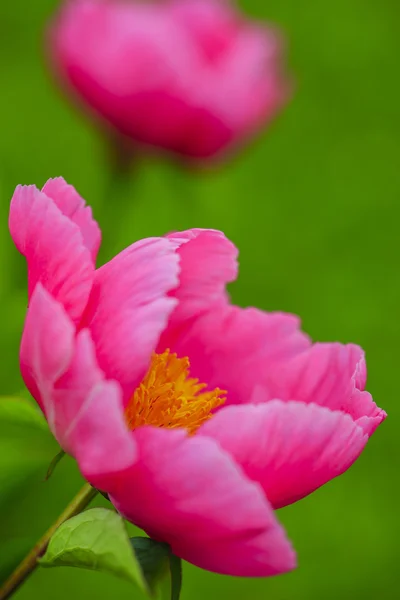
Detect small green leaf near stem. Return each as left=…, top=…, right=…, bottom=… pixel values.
left=169, top=552, right=182, bottom=600
left=44, top=450, right=65, bottom=481
left=130, top=537, right=170, bottom=596
left=40, top=509, right=147, bottom=593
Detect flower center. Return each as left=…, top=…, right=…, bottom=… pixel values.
left=125, top=350, right=226, bottom=434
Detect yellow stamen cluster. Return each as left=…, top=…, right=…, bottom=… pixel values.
left=125, top=350, right=226, bottom=434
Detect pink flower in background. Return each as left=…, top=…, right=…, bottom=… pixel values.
left=48, top=0, right=289, bottom=160
left=10, top=178, right=385, bottom=575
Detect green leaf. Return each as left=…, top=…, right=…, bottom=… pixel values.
left=39, top=508, right=183, bottom=599
left=130, top=538, right=182, bottom=600
left=169, top=552, right=182, bottom=600
left=39, top=508, right=148, bottom=594
left=130, top=537, right=170, bottom=596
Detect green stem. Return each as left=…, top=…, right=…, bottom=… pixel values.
left=0, top=483, right=98, bottom=600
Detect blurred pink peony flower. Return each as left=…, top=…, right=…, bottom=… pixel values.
left=10, top=178, right=385, bottom=575
left=48, top=0, right=289, bottom=160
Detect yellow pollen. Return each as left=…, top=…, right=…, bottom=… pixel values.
left=125, top=350, right=226, bottom=434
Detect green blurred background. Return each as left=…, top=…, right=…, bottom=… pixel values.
left=0, top=0, right=398, bottom=598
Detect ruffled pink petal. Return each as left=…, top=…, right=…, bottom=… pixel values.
left=215, top=25, right=288, bottom=131
left=200, top=401, right=368, bottom=509
left=20, top=284, right=75, bottom=416
left=170, top=0, right=240, bottom=64
left=266, top=343, right=386, bottom=436
left=42, top=177, right=101, bottom=263
left=49, top=0, right=201, bottom=152
left=9, top=184, right=94, bottom=323
left=161, top=229, right=238, bottom=327
left=162, top=303, right=310, bottom=405
left=81, top=237, right=180, bottom=404
left=53, top=329, right=136, bottom=489
left=20, top=284, right=136, bottom=487
left=109, top=427, right=295, bottom=576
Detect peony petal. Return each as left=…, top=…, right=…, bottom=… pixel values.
left=171, top=0, right=240, bottom=64
left=9, top=184, right=94, bottom=323
left=109, top=426, right=295, bottom=576
left=163, top=228, right=238, bottom=324
left=69, top=379, right=137, bottom=491
left=42, top=177, right=101, bottom=263
left=162, top=303, right=310, bottom=406
left=211, top=25, right=288, bottom=131
left=53, top=329, right=136, bottom=489
left=81, top=237, right=180, bottom=404
left=20, top=284, right=75, bottom=418
left=49, top=0, right=202, bottom=151
left=19, top=285, right=136, bottom=488
left=48, top=0, right=289, bottom=159
left=265, top=343, right=386, bottom=436
left=200, top=401, right=369, bottom=509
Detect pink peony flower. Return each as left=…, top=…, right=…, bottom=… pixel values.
left=48, top=0, right=289, bottom=160
left=10, top=178, right=385, bottom=576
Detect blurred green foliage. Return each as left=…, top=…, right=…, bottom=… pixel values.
left=0, top=0, right=398, bottom=598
